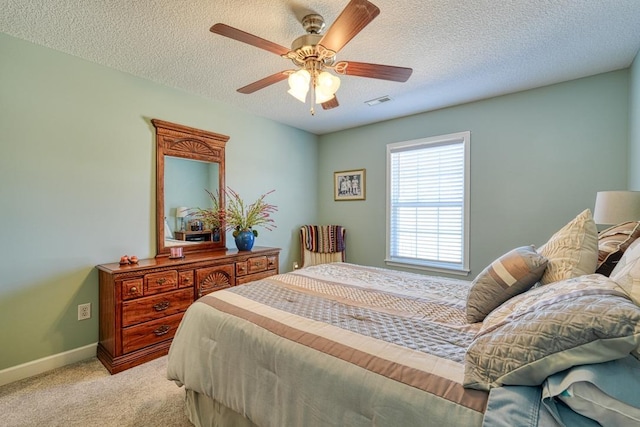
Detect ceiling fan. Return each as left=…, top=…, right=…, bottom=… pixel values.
left=210, top=0, right=413, bottom=115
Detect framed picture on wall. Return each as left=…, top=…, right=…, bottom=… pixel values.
left=334, top=169, right=366, bottom=201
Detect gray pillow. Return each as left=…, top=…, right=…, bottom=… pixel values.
left=466, top=245, right=547, bottom=323
left=463, top=274, right=640, bottom=391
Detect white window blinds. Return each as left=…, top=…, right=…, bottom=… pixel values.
left=386, top=132, right=470, bottom=273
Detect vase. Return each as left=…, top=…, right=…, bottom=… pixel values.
left=234, top=229, right=255, bottom=251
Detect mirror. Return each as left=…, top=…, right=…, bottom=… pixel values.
left=153, top=119, right=228, bottom=257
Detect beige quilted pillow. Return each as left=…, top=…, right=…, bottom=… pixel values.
left=610, top=237, right=640, bottom=306
left=466, top=246, right=547, bottom=323
left=538, top=209, right=598, bottom=285
left=463, top=274, right=640, bottom=391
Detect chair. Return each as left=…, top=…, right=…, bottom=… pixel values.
left=300, top=225, right=346, bottom=268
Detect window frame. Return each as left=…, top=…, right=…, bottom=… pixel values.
left=385, top=131, right=471, bottom=275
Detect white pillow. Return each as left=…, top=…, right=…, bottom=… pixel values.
left=538, top=209, right=598, bottom=285
left=610, top=237, right=640, bottom=305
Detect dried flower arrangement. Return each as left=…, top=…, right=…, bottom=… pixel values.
left=194, top=187, right=277, bottom=237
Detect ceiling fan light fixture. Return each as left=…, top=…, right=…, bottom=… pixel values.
left=317, top=71, right=340, bottom=92
left=287, top=69, right=311, bottom=103
left=314, top=71, right=340, bottom=104
left=315, top=88, right=335, bottom=104
left=288, top=87, right=308, bottom=103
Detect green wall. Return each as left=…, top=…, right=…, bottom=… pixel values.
left=318, top=71, right=630, bottom=277
left=0, top=34, right=318, bottom=370
left=629, top=51, right=640, bottom=189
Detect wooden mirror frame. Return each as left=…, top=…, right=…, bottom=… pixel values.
left=153, top=119, right=228, bottom=257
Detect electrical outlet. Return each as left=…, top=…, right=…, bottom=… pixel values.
left=78, top=303, right=91, bottom=320
left=293, top=262, right=299, bottom=270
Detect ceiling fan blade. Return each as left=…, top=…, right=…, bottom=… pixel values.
left=338, top=61, right=412, bottom=82
left=211, top=23, right=290, bottom=56
left=237, top=71, right=290, bottom=94
left=321, top=96, right=340, bottom=110
left=318, top=0, right=380, bottom=54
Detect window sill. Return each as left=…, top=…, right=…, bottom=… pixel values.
left=384, top=259, right=471, bottom=277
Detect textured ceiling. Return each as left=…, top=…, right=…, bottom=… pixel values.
left=2, top=0, right=640, bottom=135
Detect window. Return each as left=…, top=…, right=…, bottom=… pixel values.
left=386, top=131, right=470, bottom=274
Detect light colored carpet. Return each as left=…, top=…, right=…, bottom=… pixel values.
left=0, top=356, right=192, bottom=427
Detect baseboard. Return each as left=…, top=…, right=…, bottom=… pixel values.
left=0, top=343, right=97, bottom=387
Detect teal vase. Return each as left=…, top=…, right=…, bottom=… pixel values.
left=235, top=229, right=255, bottom=251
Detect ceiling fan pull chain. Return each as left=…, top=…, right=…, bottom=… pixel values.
left=310, top=79, right=316, bottom=116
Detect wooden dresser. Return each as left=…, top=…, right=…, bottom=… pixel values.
left=96, top=246, right=279, bottom=374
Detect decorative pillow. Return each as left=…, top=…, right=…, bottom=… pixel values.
left=537, top=209, right=598, bottom=285
left=596, top=221, right=640, bottom=276
left=463, top=274, right=640, bottom=391
left=610, top=237, right=640, bottom=306
left=466, top=246, right=547, bottom=323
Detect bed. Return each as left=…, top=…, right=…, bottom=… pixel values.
left=167, top=210, right=640, bottom=426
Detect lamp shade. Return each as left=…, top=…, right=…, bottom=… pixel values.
left=176, top=207, right=189, bottom=218
left=315, top=71, right=340, bottom=104
left=287, top=69, right=310, bottom=103
left=593, top=191, right=640, bottom=225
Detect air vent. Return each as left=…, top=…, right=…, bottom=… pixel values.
left=365, top=95, right=392, bottom=106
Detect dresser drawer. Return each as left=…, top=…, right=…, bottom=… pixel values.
left=236, top=256, right=271, bottom=276
left=121, top=278, right=143, bottom=301
left=178, top=270, right=194, bottom=288
left=144, top=270, right=178, bottom=295
left=266, top=255, right=277, bottom=270
left=235, top=261, right=248, bottom=276
left=122, top=288, right=192, bottom=327
left=196, top=264, right=234, bottom=297
left=122, top=312, right=184, bottom=354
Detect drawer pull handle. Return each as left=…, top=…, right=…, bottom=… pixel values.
left=183, top=277, right=190, bottom=283
left=156, top=278, right=166, bottom=285
left=130, top=286, right=138, bottom=294
left=153, top=325, right=171, bottom=336
left=153, top=301, right=170, bottom=311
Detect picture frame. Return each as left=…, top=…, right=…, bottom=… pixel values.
left=334, top=169, right=366, bottom=201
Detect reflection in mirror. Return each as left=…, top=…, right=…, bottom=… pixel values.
left=164, top=157, right=220, bottom=247
left=153, top=119, right=228, bottom=257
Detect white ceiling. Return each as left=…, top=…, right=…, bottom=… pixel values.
left=2, top=1, right=640, bottom=135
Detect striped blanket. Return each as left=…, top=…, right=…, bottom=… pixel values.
left=303, top=225, right=345, bottom=253
left=167, top=263, right=487, bottom=427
